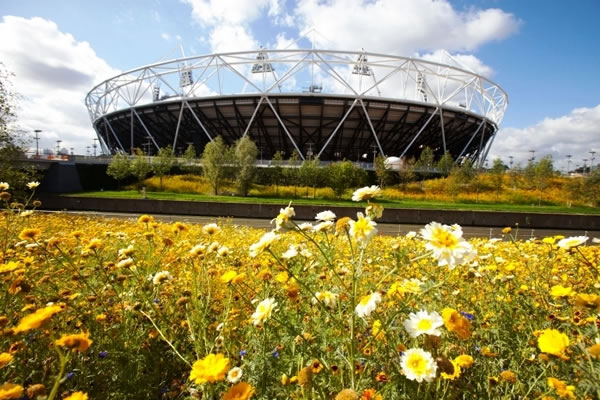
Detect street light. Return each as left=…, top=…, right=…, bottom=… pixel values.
left=33, top=129, right=42, bottom=157
left=56, top=140, right=62, bottom=156
left=93, top=138, right=98, bottom=157
left=590, top=151, right=596, bottom=173
left=566, top=155, right=572, bottom=174
left=508, top=155, right=514, bottom=169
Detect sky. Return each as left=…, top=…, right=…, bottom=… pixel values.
left=1, top=0, right=599, bottom=171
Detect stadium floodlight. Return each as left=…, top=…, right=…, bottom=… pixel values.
left=33, top=129, right=42, bottom=157
left=352, top=54, right=371, bottom=76
left=252, top=48, right=273, bottom=73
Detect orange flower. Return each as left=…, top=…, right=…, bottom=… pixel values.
left=55, top=332, right=93, bottom=352
left=442, top=308, right=471, bottom=339
left=222, top=382, right=255, bottom=400
left=18, top=228, right=41, bottom=241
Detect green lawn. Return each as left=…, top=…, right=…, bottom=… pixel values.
left=68, top=190, right=600, bottom=215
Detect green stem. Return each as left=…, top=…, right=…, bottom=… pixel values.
left=47, top=345, right=69, bottom=400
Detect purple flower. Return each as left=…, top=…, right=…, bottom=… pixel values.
left=460, top=311, right=475, bottom=320
left=239, top=350, right=247, bottom=357
left=99, top=351, right=108, bottom=359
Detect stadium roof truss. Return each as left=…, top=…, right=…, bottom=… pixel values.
left=85, top=49, right=508, bottom=165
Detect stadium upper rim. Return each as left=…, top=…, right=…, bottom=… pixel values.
left=85, top=48, right=508, bottom=161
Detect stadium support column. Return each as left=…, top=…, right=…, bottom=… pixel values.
left=130, top=110, right=134, bottom=155
left=457, top=119, right=484, bottom=161
left=399, top=108, right=439, bottom=159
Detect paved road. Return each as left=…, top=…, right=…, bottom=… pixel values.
left=40, top=210, right=599, bottom=240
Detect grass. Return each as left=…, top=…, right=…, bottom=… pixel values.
left=67, top=190, right=600, bottom=215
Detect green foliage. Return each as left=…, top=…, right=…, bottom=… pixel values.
left=435, top=151, right=454, bottom=175
left=489, top=158, right=505, bottom=199
left=298, top=157, right=323, bottom=198
left=202, top=136, right=231, bottom=195
left=325, top=161, right=367, bottom=198
left=131, top=149, right=151, bottom=189
left=0, top=63, right=39, bottom=197
left=106, top=152, right=132, bottom=187
left=152, top=145, right=174, bottom=189
left=534, top=156, right=554, bottom=205
left=374, top=154, right=392, bottom=188
left=233, top=136, right=258, bottom=196
left=284, top=151, right=301, bottom=196
left=582, top=168, right=600, bottom=206
left=181, top=143, right=200, bottom=173
left=270, top=151, right=284, bottom=194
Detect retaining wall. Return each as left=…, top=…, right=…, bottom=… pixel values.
left=38, top=195, right=600, bottom=230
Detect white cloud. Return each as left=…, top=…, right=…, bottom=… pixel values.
left=0, top=16, right=119, bottom=154
left=489, top=105, right=600, bottom=172
left=183, top=0, right=285, bottom=52
left=161, top=32, right=171, bottom=40
left=294, top=0, right=520, bottom=54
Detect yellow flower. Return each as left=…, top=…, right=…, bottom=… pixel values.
left=537, top=329, right=569, bottom=358
left=0, top=352, right=13, bottom=369
left=547, top=377, right=576, bottom=399
left=0, top=383, right=23, bottom=399
left=574, top=293, right=600, bottom=309
left=454, top=355, right=474, bottom=369
left=13, top=305, right=64, bottom=334
left=440, top=360, right=461, bottom=380
left=63, top=392, right=88, bottom=400
left=550, top=285, right=573, bottom=298
left=189, top=353, right=230, bottom=384
left=587, top=343, right=600, bottom=358
left=18, top=228, right=41, bottom=241
left=441, top=308, right=471, bottom=339
left=55, top=332, right=93, bottom=352
left=222, top=382, right=255, bottom=400
left=0, top=261, right=19, bottom=275
left=335, top=389, right=360, bottom=400
left=137, top=215, right=154, bottom=224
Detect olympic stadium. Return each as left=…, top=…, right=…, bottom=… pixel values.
left=85, top=49, right=507, bottom=165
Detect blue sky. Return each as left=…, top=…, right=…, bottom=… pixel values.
left=1, top=0, right=599, bottom=170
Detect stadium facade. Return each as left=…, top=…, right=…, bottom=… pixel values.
left=85, top=49, right=507, bottom=165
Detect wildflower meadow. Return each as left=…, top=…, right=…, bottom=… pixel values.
left=0, top=182, right=599, bottom=399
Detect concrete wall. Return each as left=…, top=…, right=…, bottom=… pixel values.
left=38, top=195, right=600, bottom=230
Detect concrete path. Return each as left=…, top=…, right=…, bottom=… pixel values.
left=40, top=210, right=599, bottom=241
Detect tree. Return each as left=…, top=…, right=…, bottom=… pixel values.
left=397, top=157, right=416, bottom=188
left=270, top=151, right=284, bottom=195
left=416, top=146, right=434, bottom=174
left=233, top=136, right=258, bottom=196
left=0, top=63, right=38, bottom=195
left=284, top=150, right=301, bottom=197
left=533, top=156, right=554, bottom=205
left=436, top=152, right=454, bottom=176
left=131, top=149, right=151, bottom=190
left=582, top=169, right=600, bottom=206
left=202, top=136, right=230, bottom=195
left=326, top=161, right=366, bottom=199
left=152, top=145, right=174, bottom=189
left=181, top=143, right=198, bottom=173
left=106, top=152, right=131, bottom=188
left=489, top=158, right=505, bottom=200
left=298, top=157, right=323, bottom=198
left=374, top=154, right=392, bottom=188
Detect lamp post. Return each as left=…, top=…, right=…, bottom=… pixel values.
left=590, top=151, right=596, bottom=173
left=566, top=155, right=572, bottom=175
left=508, top=155, right=514, bottom=169
left=93, top=138, right=98, bottom=157
left=33, top=129, right=42, bottom=157
left=583, top=159, right=588, bottom=174
left=56, top=140, right=62, bottom=156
